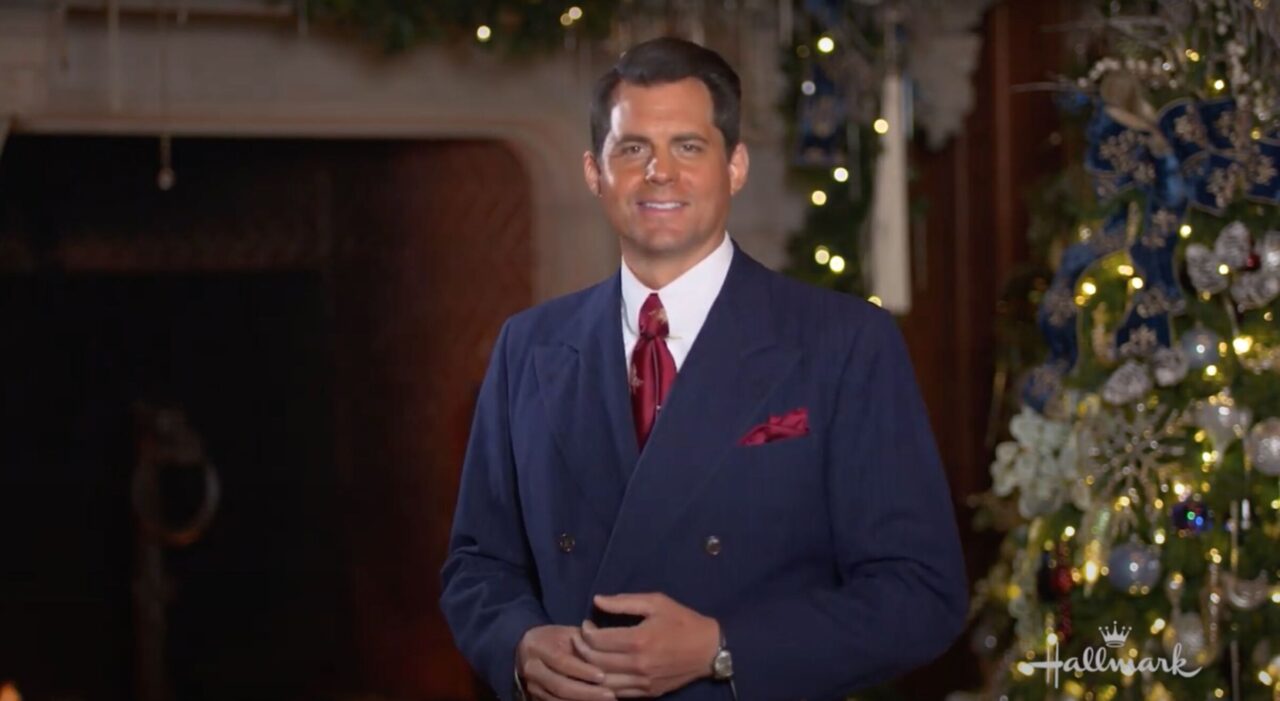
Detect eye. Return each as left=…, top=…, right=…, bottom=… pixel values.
left=679, top=142, right=704, bottom=153
left=618, top=144, right=645, bottom=156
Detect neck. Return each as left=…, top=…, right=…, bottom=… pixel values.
left=622, top=233, right=725, bottom=290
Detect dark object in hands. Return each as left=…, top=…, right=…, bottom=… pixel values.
left=590, top=604, right=644, bottom=628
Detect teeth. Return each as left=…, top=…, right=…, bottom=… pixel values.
left=643, top=202, right=682, bottom=210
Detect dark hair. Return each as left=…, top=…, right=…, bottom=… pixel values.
left=589, top=37, right=742, bottom=158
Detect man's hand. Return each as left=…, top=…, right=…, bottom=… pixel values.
left=573, top=593, right=721, bottom=698
left=517, top=625, right=615, bottom=701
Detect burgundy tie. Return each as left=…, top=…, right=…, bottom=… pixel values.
left=630, top=293, right=677, bottom=449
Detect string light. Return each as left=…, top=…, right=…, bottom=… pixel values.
left=801, top=80, right=816, bottom=96
left=873, top=118, right=890, bottom=134
left=829, top=255, right=846, bottom=273
left=476, top=25, right=492, bottom=41
left=814, top=246, right=831, bottom=265
left=559, top=12, right=574, bottom=26
left=1212, top=78, right=1225, bottom=91
left=1130, top=277, right=1145, bottom=290
left=1205, top=364, right=1219, bottom=377
left=832, top=167, right=849, bottom=182
left=567, top=6, right=583, bottom=20
left=1117, top=264, right=1134, bottom=276
left=1185, top=48, right=1201, bottom=62
left=810, top=190, right=828, bottom=206
left=1234, top=336, right=1254, bottom=354
left=1081, top=280, right=1098, bottom=296
left=867, top=295, right=882, bottom=307
left=1180, top=224, right=1193, bottom=238
left=816, top=36, right=835, bottom=53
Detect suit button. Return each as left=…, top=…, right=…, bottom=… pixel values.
left=557, top=532, right=575, bottom=553
left=704, top=535, right=722, bottom=556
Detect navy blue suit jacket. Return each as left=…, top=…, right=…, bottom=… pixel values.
left=441, top=244, right=968, bottom=701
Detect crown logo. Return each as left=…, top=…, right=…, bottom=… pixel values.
left=1099, top=621, right=1132, bottom=648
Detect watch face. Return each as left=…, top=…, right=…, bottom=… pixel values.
left=713, top=649, right=734, bottom=679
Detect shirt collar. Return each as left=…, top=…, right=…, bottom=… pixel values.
left=620, top=231, right=733, bottom=341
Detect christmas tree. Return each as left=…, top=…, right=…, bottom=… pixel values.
left=968, top=1, right=1280, bottom=700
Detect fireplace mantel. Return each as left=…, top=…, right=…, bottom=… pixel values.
left=0, top=4, right=800, bottom=298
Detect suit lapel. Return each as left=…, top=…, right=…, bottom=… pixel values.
left=533, top=273, right=638, bottom=530
left=590, top=247, right=801, bottom=596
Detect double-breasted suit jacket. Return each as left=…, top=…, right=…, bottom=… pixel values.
left=441, top=244, right=968, bottom=701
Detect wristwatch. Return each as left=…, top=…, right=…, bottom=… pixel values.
left=711, top=631, right=734, bottom=681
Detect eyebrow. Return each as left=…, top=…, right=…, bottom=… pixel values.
left=614, top=133, right=710, bottom=145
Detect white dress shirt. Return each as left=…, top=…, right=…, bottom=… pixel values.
left=620, top=232, right=733, bottom=370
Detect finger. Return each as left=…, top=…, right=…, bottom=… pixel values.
left=525, top=679, right=572, bottom=701
left=592, top=593, right=659, bottom=617
left=529, top=663, right=616, bottom=701
left=544, top=642, right=608, bottom=684
left=580, top=619, right=641, bottom=654
left=573, top=628, right=642, bottom=673
left=616, top=688, right=659, bottom=698
left=600, top=673, right=649, bottom=694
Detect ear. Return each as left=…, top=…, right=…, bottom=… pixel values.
left=728, top=142, right=750, bottom=196
left=583, top=150, right=602, bottom=197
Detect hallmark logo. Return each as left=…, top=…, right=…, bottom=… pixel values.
left=1024, top=622, right=1202, bottom=687
left=1099, top=621, right=1131, bottom=648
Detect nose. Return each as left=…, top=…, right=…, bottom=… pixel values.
left=645, top=150, right=674, bottom=185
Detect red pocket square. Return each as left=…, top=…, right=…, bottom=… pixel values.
left=738, top=407, right=810, bottom=446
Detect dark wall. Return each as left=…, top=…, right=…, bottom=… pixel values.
left=0, top=135, right=534, bottom=701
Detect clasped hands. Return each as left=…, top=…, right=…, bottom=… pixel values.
left=516, top=593, right=721, bottom=701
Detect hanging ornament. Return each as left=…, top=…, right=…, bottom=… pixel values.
left=1107, top=540, right=1162, bottom=594
left=1259, top=230, right=1280, bottom=273
left=1246, top=418, right=1280, bottom=476
left=1180, top=325, right=1223, bottom=369
left=1152, top=346, right=1189, bottom=387
left=1215, top=221, right=1253, bottom=270
left=1186, top=244, right=1230, bottom=294
left=1161, top=611, right=1213, bottom=664
left=1102, top=359, right=1153, bottom=405
left=1221, top=571, right=1271, bottom=610
left=1172, top=497, right=1211, bottom=534
left=1194, top=389, right=1252, bottom=454
left=1230, top=269, right=1280, bottom=310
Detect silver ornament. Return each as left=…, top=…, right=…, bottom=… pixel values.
left=1246, top=418, right=1280, bottom=476
left=1230, top=270, right=1280, bottom=310
left=1185, top=244, right=1229, bottom=294
left=1221, top=571, right=1270, bottom=610
left=1259, top=230, right=1280, bottom=274
left=1102, top=360, right=1153, bottom=405
left=1152, top=347, right=1189, bottom=387
left=1215, top=220, right=1252, bottom=269
left=1194, top=390, right=1252, bottom=453
left=1161, top=611, right=1211, bottom=663
left=1180, top=325, right=1223, bottom=369
left=1107, top=541, right=1162, bottom=594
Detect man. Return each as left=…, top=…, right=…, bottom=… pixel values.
left=440, top=37, right=967, bottom=701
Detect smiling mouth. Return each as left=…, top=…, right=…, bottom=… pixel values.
left=638, top=201, right=687, bottom=211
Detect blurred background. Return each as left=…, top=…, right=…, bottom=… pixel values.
left=3, top=1, right=1276, bottom=700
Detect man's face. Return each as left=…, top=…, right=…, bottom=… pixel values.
left=584, top=78, right=749, bottom=266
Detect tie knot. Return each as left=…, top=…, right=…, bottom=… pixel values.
left=638, top=293, right=670, bottom=339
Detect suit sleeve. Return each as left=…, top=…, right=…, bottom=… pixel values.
left=440, top=320, right=550, bottom=701
left=719, top=309, right=968, bottom=701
